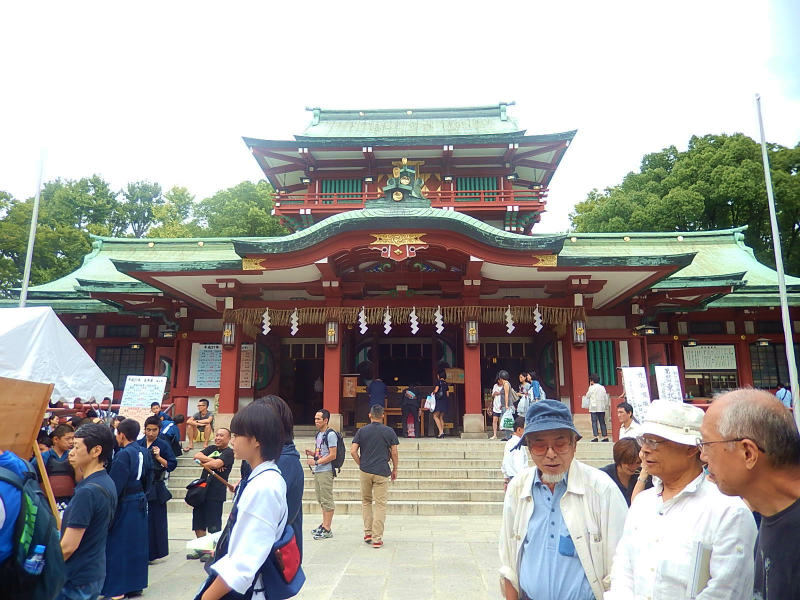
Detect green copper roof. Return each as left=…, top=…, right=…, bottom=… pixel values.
left=564, top=227, right=800, bottom=306
left=234, top=205, right=566, bottom=256
left=299, top=104, right=523, bottom=138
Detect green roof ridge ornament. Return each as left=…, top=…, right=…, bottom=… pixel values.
left=366, top=157, right=431, bottom=209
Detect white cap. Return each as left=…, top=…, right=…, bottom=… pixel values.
left=639, top=400, right=704, bottom=446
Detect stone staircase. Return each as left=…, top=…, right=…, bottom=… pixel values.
left=166, top=426, right=613, bottom=517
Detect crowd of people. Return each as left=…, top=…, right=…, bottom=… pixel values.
left=500, top=388, right=800, bottom=600
left=5, top=378, right=800, bottom=600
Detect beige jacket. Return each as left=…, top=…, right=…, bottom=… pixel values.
left=499, top=459, right=628, bottom=600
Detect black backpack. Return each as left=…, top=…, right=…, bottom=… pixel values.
left=0, top=465, right=67, bottom=600
left=322, top=429, right=346, bottom=477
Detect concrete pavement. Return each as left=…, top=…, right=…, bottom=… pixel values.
left=146, top=512, right=504, bottom=599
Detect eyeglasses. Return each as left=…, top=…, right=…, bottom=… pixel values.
left=695, top=437, right=765, bottom=452
left=635, top=436, right=670, bottom=449
left=527, top=438, right=574, bottom=456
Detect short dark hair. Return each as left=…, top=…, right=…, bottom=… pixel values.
left=254, top=395, right=294, bottom=441
left=589, top=373, right=601, bottom=384
left=230, top=402, right=284, bottom=461
left=150, top=402, right=161, bottom=409
left=198, top=398, right=209, bottom=407
left=117, top=418, right=140, bottom=441
left=37, top=432, right=53, bottom=448
left=113, top=415, right=125, bottom=424
left=528, top=370, right=538, bottom=380
left=317, top=408, right=330, bottom=422
left=370, top=404, right=384, bottom=419
left=52, top=424, right=75, bottom=439
left=613, top=437, right=642, bottom=466
left=68, top=416, right=83, bottom=428
left=75, top=422, right=114, bottom=464
left=438, top=370, right=447, bottom=379
left=617, top=401, right=634, bottom=415
left=85, top=409, right=98, bottom=418
left=144, top=416, right=161, bottom=430
left=513, top=416, right=526, bottom=431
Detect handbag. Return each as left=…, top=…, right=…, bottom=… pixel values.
left=423, top=394, right=436, bottom=411
left=501, top=408, right=515, bottom=430
left=581, top=394, right=591, bottom=410
left=185, top=478, right=208, bottom=508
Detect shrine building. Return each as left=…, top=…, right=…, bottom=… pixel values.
left=9, top=104, right=800, bottom=435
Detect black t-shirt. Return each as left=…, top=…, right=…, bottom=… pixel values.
left=60, top=470, right=117, bottom=586
left=200, top=445, right=235, bottom=502
left=755, top=496, right=800, bottom=599
left=352, top=422, right=398, bottom=477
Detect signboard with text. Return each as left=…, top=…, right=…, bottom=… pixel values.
left=120, top=375, right=168, bottom=427
left=621, top=367, right=651, bottom=423
left=683, top=345, right=737, bottom=371
left=655, top=365, right=684, bottom=403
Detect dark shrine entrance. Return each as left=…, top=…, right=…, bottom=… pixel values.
left=480, top=333, right=558, bottom=400
left=278, top=340, right=325, bottom=425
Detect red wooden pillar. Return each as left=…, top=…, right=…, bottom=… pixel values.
left=462, top=338, right=483, bottom=437
left=737, top=339, right=754, bottom=387
left=219, top=341, right=241, bottom=415
left=567, top=337, right=590, bottom=414
left=323, top=341, right=342, bottom=432
left=628, top=336, right=643, bottom=367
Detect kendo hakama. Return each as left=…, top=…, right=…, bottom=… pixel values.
left=139, top=436, right=177, bottom=561
left=102, top=441, right=153, bottom=597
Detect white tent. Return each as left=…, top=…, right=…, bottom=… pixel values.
left=0, top=306, right=114, bottom=400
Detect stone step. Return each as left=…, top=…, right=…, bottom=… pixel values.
left=169, top=486, right=505, bottom=503
left=167, top=475, right=507, bottom=491
left=165, top=498, right=504, bottom=516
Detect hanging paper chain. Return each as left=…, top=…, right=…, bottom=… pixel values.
left=533, top=305, right=543, bottom=333
left=358, top=306, right=368, bottom=334
left=261, top=309, right=271, bottom=335
left=383, top=307, right=392, bottom=334
left=409, top=307, right=419, bottom=335
left=434, top=305, right=444, bottom=334
left=290, top=307, right=299, bottom=336
left=505, top=305, right=515, bottom=334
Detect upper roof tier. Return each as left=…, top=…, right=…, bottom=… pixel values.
left=298, top=104, right=523, bottom=138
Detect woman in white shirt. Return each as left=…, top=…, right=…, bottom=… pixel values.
left=585, top=372, right=610, bottom=442
left=199, top=402, right=288, bottom=600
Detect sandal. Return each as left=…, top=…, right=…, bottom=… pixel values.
left=183, top=445, right=193, bottom=452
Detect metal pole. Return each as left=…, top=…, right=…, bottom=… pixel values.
left=755, top=94, right=799, bottom=419
left=18, top=154, right=45, bottom=307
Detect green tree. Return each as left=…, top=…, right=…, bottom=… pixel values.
left=148, top=186, right=202, bottom=238
left=119, top=181, right=163, bottom=237
left=195, top=180, right=287, bottom=237
left=570, top=134, right=800, bottom=273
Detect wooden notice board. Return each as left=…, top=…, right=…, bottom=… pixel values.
left=0, top=376, right=54, bottom=457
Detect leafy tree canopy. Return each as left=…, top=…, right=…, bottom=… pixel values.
left=0, top=177, right=286, bottom=295
left=570, top=134, right=800, bottom=273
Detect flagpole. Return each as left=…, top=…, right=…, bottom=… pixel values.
left=18, top=153, right=45, bottom=308
left=755, top=94, right=799, bottom=420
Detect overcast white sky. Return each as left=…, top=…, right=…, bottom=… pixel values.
left=1, top=1, right=798, bottom=233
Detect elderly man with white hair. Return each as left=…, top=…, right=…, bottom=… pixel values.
left=606, top=400, right=757, bottom=600
left=499, top=400, right=627, bottom=600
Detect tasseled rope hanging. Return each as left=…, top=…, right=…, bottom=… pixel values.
left=223, top=305, right=586, bottom=328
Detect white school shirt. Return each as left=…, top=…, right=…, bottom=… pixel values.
left=212, top=460, right=288, bottom=600
left=618, top=421, right=641, bottom=440
left=492, top=383, right=504, bottom=413
left=501, top=434, right=529, bottom=478
left=606, top=472, right=757, bottom=600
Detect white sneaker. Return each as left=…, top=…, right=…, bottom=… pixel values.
left=489, top=435, right=497, bottom=440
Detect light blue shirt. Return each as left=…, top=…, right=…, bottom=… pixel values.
left=776, top=387, right=792, bottom=409
left=519, top=470, right=594, bottom=600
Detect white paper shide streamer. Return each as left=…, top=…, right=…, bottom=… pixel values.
left=383, top=306, right=392, bottom=334
left=409, top=307, right=419, bottom=335
left=533, top=305, right=543, bottom=333
left=261, top=308, right=271, bottom=335
left=358, top=306, right=368, bottom=334
left=434, top=305, right=444, bottom=334
left=290, top=307, right=299, bottom=336
left=505, top=305, right=515, bottom=334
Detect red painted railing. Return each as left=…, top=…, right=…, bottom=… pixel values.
left=273, top=189, right=547, bottom=210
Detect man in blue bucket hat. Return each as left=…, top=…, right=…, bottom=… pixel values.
left=499, top=400, right=627, bottom=600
